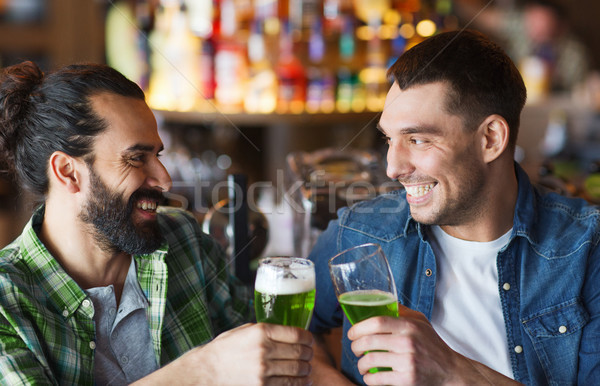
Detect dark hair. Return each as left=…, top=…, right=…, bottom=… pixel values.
left=387, top=29, right=527, bottom=150
left=0, top=61, right=145, bottom=198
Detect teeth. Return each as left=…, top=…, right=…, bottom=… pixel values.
left=137, top=201, right=157, bottom=211
left=405, top=183, right=435, bottom=198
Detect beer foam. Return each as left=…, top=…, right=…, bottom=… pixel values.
left=255, top=274, right=315, bottom=295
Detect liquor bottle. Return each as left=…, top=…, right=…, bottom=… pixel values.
left=244, top=21, right=278, bottom=113
left=359, top=19, right=388, bottom=111
left=289, top=0, right=322, bottom=41
left=185, top=0, right=215, bottom=38
left=306, top=19, right=335, bottom=113
left=197, top=38, right=216, bottom=111
left=336, top=15, right=357, bottom=113
left=214, top=0, right=248, bottom=112
left=147, top=2, right=201, bottom=111
left=276, top=20, right=306, bottom=114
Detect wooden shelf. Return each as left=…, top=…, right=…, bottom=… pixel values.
left=153, top=109, right=381, bottom=128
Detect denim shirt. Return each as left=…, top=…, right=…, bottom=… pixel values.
left=308, top=163, right=600, bottom=385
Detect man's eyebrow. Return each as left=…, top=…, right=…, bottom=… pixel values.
left=122, top=144, right=164, bottom=153
left=377, top=124, right=442, bottom=136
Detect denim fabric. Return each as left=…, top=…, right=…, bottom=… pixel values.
left=308, top=163, right=600, bottom=385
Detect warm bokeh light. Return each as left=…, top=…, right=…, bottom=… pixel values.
left=398, top=23, right=415, bottom=39
left=356, top=25, right=376, bottom=41
left=416, top=19, right=436, bottom=37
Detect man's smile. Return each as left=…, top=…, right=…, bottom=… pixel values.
left=136, top=199, right=158, bottom=212
left=404, top=182, right=437, bottom=198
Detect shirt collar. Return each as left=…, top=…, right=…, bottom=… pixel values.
left=20, top=205, right=170, bottom=318
left=20, top=205, right=87, bottom=317
left=512, top=162, right=539, bottom=239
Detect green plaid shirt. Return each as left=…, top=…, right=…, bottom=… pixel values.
left=0, top=206, right=251, bottom=385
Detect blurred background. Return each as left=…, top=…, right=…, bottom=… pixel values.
left=1, top=0, right=600, bottom=262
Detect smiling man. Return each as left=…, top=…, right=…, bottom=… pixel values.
left=308, top=30, right=600, bottom=385
left=0, top=62, right=313, bottom=385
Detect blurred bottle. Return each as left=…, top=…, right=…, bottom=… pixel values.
left=214, top=0, right=248, bottom=112
left=306, top=19, right=336, bottom=113
left=276, top=20, right=306, bottom=114
left=323, top=0, right=353, bottom=34
left=244, top=21, right=278, bottom=113
left=359, top=20, right=388, bottom=111
left=105, top=0, right=153, bottom=90
left=336, top=15, right=358, bottom=113
left=289, top=0, right=322, bottom=41
left=185, top=0, right=216, bottom=38
left=353, top=0, right=390, bottom=26
left=147, top=2, right=201, bottom=111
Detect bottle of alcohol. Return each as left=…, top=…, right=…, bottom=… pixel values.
left=244, top=21, right=278, bottom=113
left=359, top=19, right=388, bottom=111
left=147, top=2, right=201, bottom=111
left=336, top=15, right=357, bottom=113
left=306, top=19, right=335, bottom=113
left=276, top=20, right=306, bottom=114
left=214, top=0, right=248, bottom=112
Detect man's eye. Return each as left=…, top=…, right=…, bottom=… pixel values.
left=128, top=155, right=145, bottom=165
left=410, top=138, right=426, bottom=145
left=381, top=134, right=391, bottom=144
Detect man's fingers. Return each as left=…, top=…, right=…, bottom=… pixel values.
left=260, top=323, right=314, bottom=346
left=264, top=359, right=312, bottom=377
left=267, top=341, right=314, bottom=362
left=347, top=316, right=398, bottom=340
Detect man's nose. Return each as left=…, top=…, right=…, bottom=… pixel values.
left=147, top=158, right=172, bottom=192
left=386, top=141, right=413, bottom=180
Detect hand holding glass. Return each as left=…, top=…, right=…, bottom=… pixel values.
left=328, top=243, right=398, bottom=373
left=254, top=257, right=316, bottom=329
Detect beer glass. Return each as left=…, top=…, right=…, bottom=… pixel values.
left=254, top=257, right=316, bottom=329
left=328, top=243, right=398, bottom=372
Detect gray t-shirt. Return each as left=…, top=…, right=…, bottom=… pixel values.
left=86, top=258, right=158, bottom=385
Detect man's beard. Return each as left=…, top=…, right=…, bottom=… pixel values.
left=79, top=166, right=165, bottom=255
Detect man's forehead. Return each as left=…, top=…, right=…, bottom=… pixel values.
left=88, top=92, right=162, bottom=152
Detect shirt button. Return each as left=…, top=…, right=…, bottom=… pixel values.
left=109, top=308, right=116, bottom=317
left=82, top=299, right=91, bottom=308
left=89, top=341, right=96, bottom=350
left=121, top=356, right=129, bottom=364
left=503, top=283, right=511, bottom=291
left=514, top=345, right=523, bottom=354
left=559, top=325, right=567, bottom=334
left=425, top=269, right=433, bottom=277
left=62, top=309, right=69, bottom=317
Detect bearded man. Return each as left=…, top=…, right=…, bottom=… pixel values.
left=0, top=62, right=313, bottom=385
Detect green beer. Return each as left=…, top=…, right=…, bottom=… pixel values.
left=254, top=257, right=316, bottom=329
left=338, top=289, right=399, bottom=324
left=254, top=286, right=316, bottom=329
left=339, top=289, right=398, bottom=373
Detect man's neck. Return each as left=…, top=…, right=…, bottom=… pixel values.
left=441, top=159, right=518, bottom=242
left=39, top=198, right=131, bottom=299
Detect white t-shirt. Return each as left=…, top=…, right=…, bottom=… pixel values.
left=428, top=225, right=514, bottom=379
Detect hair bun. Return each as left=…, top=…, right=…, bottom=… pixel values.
left=0, top=61, right=44, bottom=176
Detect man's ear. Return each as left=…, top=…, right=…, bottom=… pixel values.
left=480, top=115, right=510, bottom=164
left=48, top=151, right=84, bottom=193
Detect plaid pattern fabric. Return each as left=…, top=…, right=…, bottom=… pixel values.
left=0, top=206, right=251, bottom=385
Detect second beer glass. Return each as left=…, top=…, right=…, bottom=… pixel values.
left=254, top=257, right=316, bottom=329
left=328, top=243, right=398, bottom=372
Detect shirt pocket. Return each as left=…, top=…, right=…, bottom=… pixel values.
left=522, top=299, right=590, bottom=385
